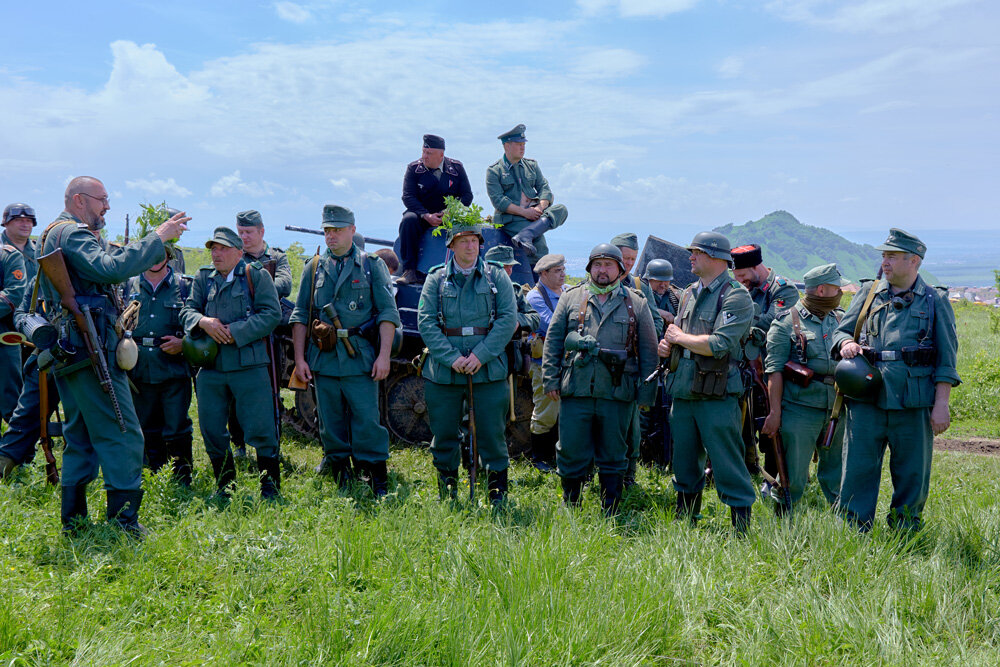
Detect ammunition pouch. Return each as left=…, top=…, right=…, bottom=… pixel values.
left=902, top=345, right=936, bottom=367
left=782, top=360, right=815, bottom=388
left=691, top=353, right=730, bottom=397
left=310, top=319, right=337, bottom=352
left=597, top=348, right=628, bottom=387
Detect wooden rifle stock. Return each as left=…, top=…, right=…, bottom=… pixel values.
left=38, top=370, right=60, bottom=485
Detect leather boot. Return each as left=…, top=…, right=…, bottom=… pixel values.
left=437, top=468, right=459, bottom=500
left=510, top=215, right=553, bottom=257
left=61, top=484, right=90, bottom=535
left=561, top=476, right=584, bottom=506
left=258, top=456, right=281, bottom=500
left=143, top=433, right=168, bottom=472
left=107, top=489, right=147, bottom=539
left=599, top=472, right=624, bottom=516
left=675, top=490, right=703, bottom=524
left=397, top=269, right=425, bottom=285
left=731, top=505, right=752, bottom=537
left=530, top=431, right=556, bottom=472
left=0, top=455, right=16, bottom=480
left=366, top=461, right=389, bottom=498
left=210, top=451, right=237, bottom=500
left=623, top=457, right=638, bottom=489
left=167, top=434, right=194, bottom=487
left=487, top=468, right=508, bottom=506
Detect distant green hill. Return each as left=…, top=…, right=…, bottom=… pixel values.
left=714, top=211, right=937, bottom=285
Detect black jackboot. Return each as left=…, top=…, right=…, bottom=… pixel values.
left=509, top=215, right=553, bottom=257
left=365, top=461, right=389, bottom=498
left=530, top=431, right=556, bottom=472
left=675, top=490, right=703, bottom=524
left=487, top=469, right=509, bottom=506
left=258, top=456, right=281, bottom=500
left=437, top=468, right=459, bottom=500
left=143, top=433, right=168, bottom=472
left=623, top=457, right=638, bottom=489
left=599, top=472, right=624, bottom=516
left=730, top=505, right=752, bottom=537
left=210, top=451, right=237, bottom=499
left=107, top=489, right=146, bottom=538
left=166, top=434, right=194, bottom=487
left=561, top=476, right=584, bottom=506
left=61, top=484, right=90, bottom=535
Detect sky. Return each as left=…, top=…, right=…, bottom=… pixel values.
left=2, top=0, right=997, bottom=282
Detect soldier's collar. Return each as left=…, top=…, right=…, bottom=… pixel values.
left=325, top=244, right=357, bottom=263
left=705, top=272, right=730, bottom=292
left=447, top=255, right=483, bottom=276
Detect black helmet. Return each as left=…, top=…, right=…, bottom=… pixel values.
left=643, top=258, right=674, bottom=282
left=3, top=203, right=37, bottom=227
left=586, top=243, right=625, bottom=274
left=181, top=334, right=219, bottom=368
left=686, top=231, right=732, bottom=261
left=835, top=355, right=883, bottom=400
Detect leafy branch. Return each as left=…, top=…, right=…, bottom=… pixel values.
left=431, top=196, right=501, bottom=237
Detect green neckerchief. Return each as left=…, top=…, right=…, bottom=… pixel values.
left=586, top=279, right=621, bottom=295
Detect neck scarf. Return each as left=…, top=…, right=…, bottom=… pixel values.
left=587, top=279, right=620, bottom=295
left=802, top=292, right=843, bottom=318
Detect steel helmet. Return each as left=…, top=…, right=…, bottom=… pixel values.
left=3, top=203, right=37, bottom=227
left=686, top=231, right=732, bottom=261
left=834, top=355, right=883, bottom=400
left=643, top=258, right=675, bottom=282
left=181, top=334, right=219, bottom=368
left=586, top=243, right=626, bottom=274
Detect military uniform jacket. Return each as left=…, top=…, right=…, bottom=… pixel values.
left=765, top=304, right=841, bottom=410
left=40, top=212, right=166, bottom=365
left=126, top=268, right=191, bottom=383
left=289, top=244, right=401, bottom=377
left=1, top=229, right=36, bottom=285
left=417, top=257, right=517, bottom=385
left=749, top=269, right=799, bottom=332
left=653, top=284, right=682, bottom=317
left=244, top=243, right=292, bottom=299
left=402, top=157, right=473, bottom=217
left=0, top=244, right=27, bottom=330
left=485, top=156, right=555, bottom=230
left=513, top=281, right=540, bottom=333
left=624, top=274, right=664, bottom=338
left=542, top=282, right=658, bottom=405
left=830, top=276, right=960, bottom=410
left=664, top=272, right=754, bottom=400
left=179, top=259, right=280, bottom=373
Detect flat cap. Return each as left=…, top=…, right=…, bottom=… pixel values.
left=803, top=263, right=849, bottom=289
left=498, top=124, right=527, bottom=143
left=205, top=226, right=243, bottom=250
left=731, top=244, right=763, bottom=269
left=875, top=228, right=926, bottom=259
left=423, top=134, right=445, bottom=150
left=235, top=210, right=263, bottom=227
left=610, top=232, right=639, bottom=251
left=484, top=245, right=519, bottom=266
left=534, top=253, right=565, bottom=273
left=322, top=204, right=355, bottom=229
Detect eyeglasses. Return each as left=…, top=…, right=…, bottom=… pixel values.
left=79, top=192, right=110, bottom=205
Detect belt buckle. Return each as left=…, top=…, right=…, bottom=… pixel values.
left=336, top=328, right=349, bottom=338
left=682, top=349, right=692, bottom=359
left=883, top=350, right=899, bottom=361
left=142, top=337, right=156, bottom=346
left=461, top=326, right=474, bottom=336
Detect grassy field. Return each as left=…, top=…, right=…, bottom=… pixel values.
left=949, top=302, right=1000, bottom=438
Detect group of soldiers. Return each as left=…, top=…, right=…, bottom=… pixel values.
left=0, top=124, right=960, bottom=538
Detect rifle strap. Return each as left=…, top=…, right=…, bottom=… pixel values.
left=576, top=290, right=589, bottom=335
left=853, top=281, right=881, bottom=342
left=622, top=287, right=637, bottom=357
left=307, top=250, right=319, bottom=336
left=790, top=307, right=807, bottom=362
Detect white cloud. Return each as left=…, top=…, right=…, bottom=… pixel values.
left=578, top=0, right=700, bottom=18
left=330, top=178, right=351, bottom=189
left=766, top=0, right=980, bottom=33
left=274, top=2, right=312, bottom=23
left=573, top=49, right=646, bottom=79
left=717, top=56, right=744, bottom=79
left=125, top=175, right=193, bottom=198
left=209, top=171, right=275, bottom=198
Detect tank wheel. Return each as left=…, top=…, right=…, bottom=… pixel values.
left=383, top=367, right=432, bottom=447
left=284, top=385, right=319, bottom=440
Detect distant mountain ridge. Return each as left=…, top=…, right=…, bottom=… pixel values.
left=714, top=211, right=936, bottom=285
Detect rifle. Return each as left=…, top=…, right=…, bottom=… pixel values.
left=38, top=249, right=127, bottom=432
left=746, top=358, right=792, bottom=514
left=284, top=225, right=395, bottom=248
left=38, top=370, right=60, bottom=485
left=466, top=374, right=478, bottom=502
left=124, top=213, right=130, bottom=245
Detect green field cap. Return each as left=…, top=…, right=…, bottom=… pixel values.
left=322, top=205, right=355, bottom=228
left=484, top=245, right=518, bottom=266
left=235, top=210, right=263, bottom=227
left=610, top=232, right=639, bottom=251
left=445, top=223, right=484, bottom=246
left=803, top=263, right=849, bottom=289
left=205, top=226, right=243, bottom=249
left=875, top=228, right=926, bottom=258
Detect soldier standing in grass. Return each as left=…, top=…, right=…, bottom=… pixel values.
left=659, top=232, right=756, bottom=533
left=180, top=227, right=281, bottom=501
left=761, top=263, right=848, bottom=513
left=290, top=205, right=400, bottom=496
left=417, top=223, right=517, bottom=503
left=126, top=248, right=194, bottom=486
left=542, top=244, right=657, bottom=514
left=0, top=234, right=27, bottom=425
left=832, top=229, right=959, bottom=532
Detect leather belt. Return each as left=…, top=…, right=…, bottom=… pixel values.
left=815, top=373, right=836, bottom=385
left=442, top=326, right=489, bottom=336
left=336, top=327, right=362, bottom=338
left=870, top=350, right=903, bottom=361
left=139, top=337, right=166, bottom=347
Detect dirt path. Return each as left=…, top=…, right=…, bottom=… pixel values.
left=934, top=437, right=1000, bottom=456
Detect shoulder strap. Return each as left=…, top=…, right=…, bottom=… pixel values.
left=244, top=263, right=255, bottom=299
left=790, top=307, right=807, bottom=361
left=622, top=287, right=638, bottom=356
left=535, top=283, right=556, bottom=312
left=675, top=288, right=693, bottom=330
left=307, top=252, right=319, bottom=333
left=576, top=291, right=589, bottom=334
left=853, top=281, right=881, bottom=341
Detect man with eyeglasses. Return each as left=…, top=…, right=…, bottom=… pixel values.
left=832, top=228, right=960, bottom=532
left=36, top=176, right=189, bottom=537
left=1, top=205, right=29, bottom=424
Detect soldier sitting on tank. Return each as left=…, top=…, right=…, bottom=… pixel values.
left=485, top=124, right=568, bottom=272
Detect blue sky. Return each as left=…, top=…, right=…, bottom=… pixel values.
left=2, top=0, right=997, bottom=277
